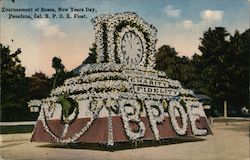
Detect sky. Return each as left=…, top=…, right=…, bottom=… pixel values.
left=1, top=0, right=249, bottom=76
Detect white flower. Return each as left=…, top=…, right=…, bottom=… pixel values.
left=168, top=100, right=188, bottom=135
left=119, top=99, right=145, bottom=140
left=145, top=100, right=165, bottom=140
left=185, top=101, right=208, bottom=135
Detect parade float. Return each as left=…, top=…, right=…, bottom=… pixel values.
left=28, top=12, right=212, bottom=147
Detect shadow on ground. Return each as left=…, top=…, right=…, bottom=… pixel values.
left=38, top=136, right=206, bottom=152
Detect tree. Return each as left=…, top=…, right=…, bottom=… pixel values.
left=155, top=45, right=194, bottom=88
left=155, top=45, right=179, bottom=79
left=198, top=27, right=230, bottom=99
left=190, top=53, right=206, bottom=93
left=27, top=72, right=51, bottom=100
left=197, top=27, right=249, bottom=113
left=1, top=44, right=26, bottom=100
left=83, top=43, right=97, bottom=64
left=0, top=44, right=34, bottom=121
left=51, top=57, right=77, bottom=88
left=225, top=29, right=249, bottom=111
left=155, top=28, right=249, bottom=115
left=72, top=43, right=97, bottom=74
left=238, top=29, right=250, bottom=109
left=52, top=57, right=65, bottom=88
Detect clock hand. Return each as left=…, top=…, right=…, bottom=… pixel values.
left=128, top=38, right=132, bottom=48
left=129, top=33, right=133, bottom=48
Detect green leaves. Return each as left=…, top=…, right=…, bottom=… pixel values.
left=155, top=45, right=194, bottom=89
left=154, top=28, right=249, bottom=114
left=0, top=44, right=35, bottom=121
left=52, top=57, right=65, bottom=74
left=196, top=28, right=249, bottom=113
left=1, top=44, right=26, bottom=100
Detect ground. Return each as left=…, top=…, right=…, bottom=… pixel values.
left=0, top=119, right=249, bottom=160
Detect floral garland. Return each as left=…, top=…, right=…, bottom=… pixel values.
left=119, top=99, right=146, bottom=140
left=50, top=80, right=132, bottom=96
left=137, top=94, right=172, bottom=102
left=29, top=97, right=58, bottom=120
left=88, top=98, right=104, bottom=117
left=40, top=97, right=103, bottom=143
left=79, top=62, right=165, bottom=78
left=107, top=107, right=114, bottom=146
left=168, top=100, right=188, bottom=135
left=100, top=98, right=117, bottom=146
left=185, top=101, right=208, bottom=135
left=65, top=72, right=127, bottom=86
left=80, top=72, right=126, bottom=82
left=80, top=63, right=124, bottom=76
left=144, top=100, right=164, bottom=140
left=29, top=91, right=137, bottom=111
left=51, top=63, right=188, bottom=99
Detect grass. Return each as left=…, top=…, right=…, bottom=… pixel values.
left=0, top=125, right=34, bottom=134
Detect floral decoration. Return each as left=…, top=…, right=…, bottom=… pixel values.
left=40, top=96, right=103, bottom=143
left=28, top=12, right=210, bottom=144
left=144, top=100, right=165, bottom=140
left=185, top=101, right=208, bottom=135
left=107, top=107, right=114, bottom=146
left=119, top=99, right=146, bottom=140
left=168, top=100, right=188, bottom=135
left=91, top=12, right=157, bottom=69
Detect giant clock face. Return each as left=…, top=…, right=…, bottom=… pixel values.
left=121, top=31, right=143, bottom=65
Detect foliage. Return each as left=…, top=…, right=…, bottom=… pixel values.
left=0, top=44, right=37, bottom=121
left=83, top=43, right=97, bottom=64
left=197, top=27, right=249, bottom=113
left=155, top=27, right=249, bottom=114
left=197, top=27, right=230, bottom=98
left=27, top=72, right=51, bottom=100
left=0, top=46, right=77, bottom=121
left=1, top=44, right=26, bottom=100
left=52, top=57, right=65, bottom=73
left=51, top=57, right=77, bottom=88
left=226, top=29, right=249, bottom=111
left=155, top=45, right=195, bottom=89
left=52, top=57, right=65, bottom=88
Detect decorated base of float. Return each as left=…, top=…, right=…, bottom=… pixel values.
left=28, top=12, right=212, bottom=147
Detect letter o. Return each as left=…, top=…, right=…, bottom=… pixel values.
left=168, top=100, right=188, bottom=135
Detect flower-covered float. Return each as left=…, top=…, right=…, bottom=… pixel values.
left=28, top=12, right=212, bottom=146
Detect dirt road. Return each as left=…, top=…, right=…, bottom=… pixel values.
left=1, top=121, right=249, bottom=160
